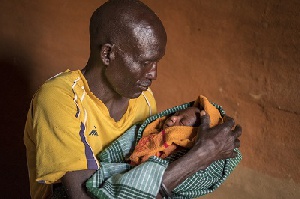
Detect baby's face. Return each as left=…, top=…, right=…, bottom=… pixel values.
left=162, top=107, right=201, bottom=129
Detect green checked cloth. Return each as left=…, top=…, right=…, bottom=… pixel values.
left=86, top=102, right=242, bottom=199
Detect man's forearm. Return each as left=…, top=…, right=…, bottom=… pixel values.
left=157, top=111, right=242, bottom=197
left=62, top=169, right=96, bottom=199
left=161, top=146, right=214, bottom=192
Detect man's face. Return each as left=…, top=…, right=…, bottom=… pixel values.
left=105, top=23, right=166, bottom=98
left=163, top=107, right=201, bottom=129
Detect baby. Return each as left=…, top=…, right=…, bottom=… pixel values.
left=129, top=95, right=223, bottom=165
left=86, top=96, right=241, bottom=199
left=162, top=107, right=201, bottom=129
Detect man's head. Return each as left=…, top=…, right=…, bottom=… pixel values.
left=162, top=107, right=202, bottom=129
left=89, top=0, right=167, bottom=98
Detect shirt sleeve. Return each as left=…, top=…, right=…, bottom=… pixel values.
left=32, top=83, right=98, bottom=184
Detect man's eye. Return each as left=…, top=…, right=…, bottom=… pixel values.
left=143, top=61, right=151, bottom=66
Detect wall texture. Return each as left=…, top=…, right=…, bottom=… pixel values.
left=0, top=0, right=299, bottom=198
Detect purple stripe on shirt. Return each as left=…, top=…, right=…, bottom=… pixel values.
left=75, top=105, right=79, bottom=118
left=79, top=122, right=98, bottom=169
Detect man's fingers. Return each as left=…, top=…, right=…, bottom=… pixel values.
left=200, top=110, right=210, bottom=131
left=232, top=124, right=242, bottom=138
left=223, top=115, right=235, bottom=128
left=230, top=150, right=238, bottom=158
left=234, top=139, right=240, bottom=148
left=212, top=115, right=235, bottom=135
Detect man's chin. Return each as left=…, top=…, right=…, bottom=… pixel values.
left=130, top=91, right=143, bottom=99
left=121, top=90, right=143, bottom=99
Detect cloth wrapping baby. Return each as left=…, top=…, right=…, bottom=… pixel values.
left=129, top=95, right=224, bottom=165
left=85, top=95, right=241, bottom=199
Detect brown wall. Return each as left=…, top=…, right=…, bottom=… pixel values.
left=1, top=0, right=299, bottom=198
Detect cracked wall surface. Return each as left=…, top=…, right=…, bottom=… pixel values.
left=0, top=0, right=299, bottom=198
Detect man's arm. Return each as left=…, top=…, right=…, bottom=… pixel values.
left=61, top=169, right=96, bottom=199
left=61, top=111, right=241, bottom=199
left=158, top=111, right=242, bottom=197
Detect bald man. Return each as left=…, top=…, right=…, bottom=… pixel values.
left=24, top=0, right=242, bottom=198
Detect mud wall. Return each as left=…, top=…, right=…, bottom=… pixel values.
left=1, top=0, right=299, bottom=198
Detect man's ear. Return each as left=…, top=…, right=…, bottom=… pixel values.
left=100, top=44, right=114, bottom=65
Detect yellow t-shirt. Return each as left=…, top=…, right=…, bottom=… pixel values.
left=24, top=70, right=157, bottom=199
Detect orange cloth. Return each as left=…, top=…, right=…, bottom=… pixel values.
left=129, top=95, right=223, bottom=165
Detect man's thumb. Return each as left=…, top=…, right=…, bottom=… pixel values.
left=200, top=110, right=210, bottom=131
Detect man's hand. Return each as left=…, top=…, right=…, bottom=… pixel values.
left=160, top=110, right=242, bottom=194
left=195, top=110, right=242, bottom=162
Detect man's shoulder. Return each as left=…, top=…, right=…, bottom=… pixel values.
left=34, top=70, right=82, bottom=101
left=44, top=69, right=81, bottom=86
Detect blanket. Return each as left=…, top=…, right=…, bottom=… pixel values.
left=129, top=95, right=223, bottom=165
left=86, top=101, right=242, bottom=199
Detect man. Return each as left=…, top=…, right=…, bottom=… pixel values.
left=24, top=0, right=242, bottom=198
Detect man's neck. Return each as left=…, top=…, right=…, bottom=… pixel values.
left=82, top=65, right=130, bottom=122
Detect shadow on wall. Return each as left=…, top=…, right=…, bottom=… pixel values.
left=0, top=40, right=31, bottom=198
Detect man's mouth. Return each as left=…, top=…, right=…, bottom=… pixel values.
left=138, top=81, right=151, bottom=91
left=138, top=85, right=149, bottom=91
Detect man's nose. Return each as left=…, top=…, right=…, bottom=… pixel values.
left=145, top=62, right=157, bottom=80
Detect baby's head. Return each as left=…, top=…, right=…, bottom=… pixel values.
left=162, top=107, right=201, bottom=129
